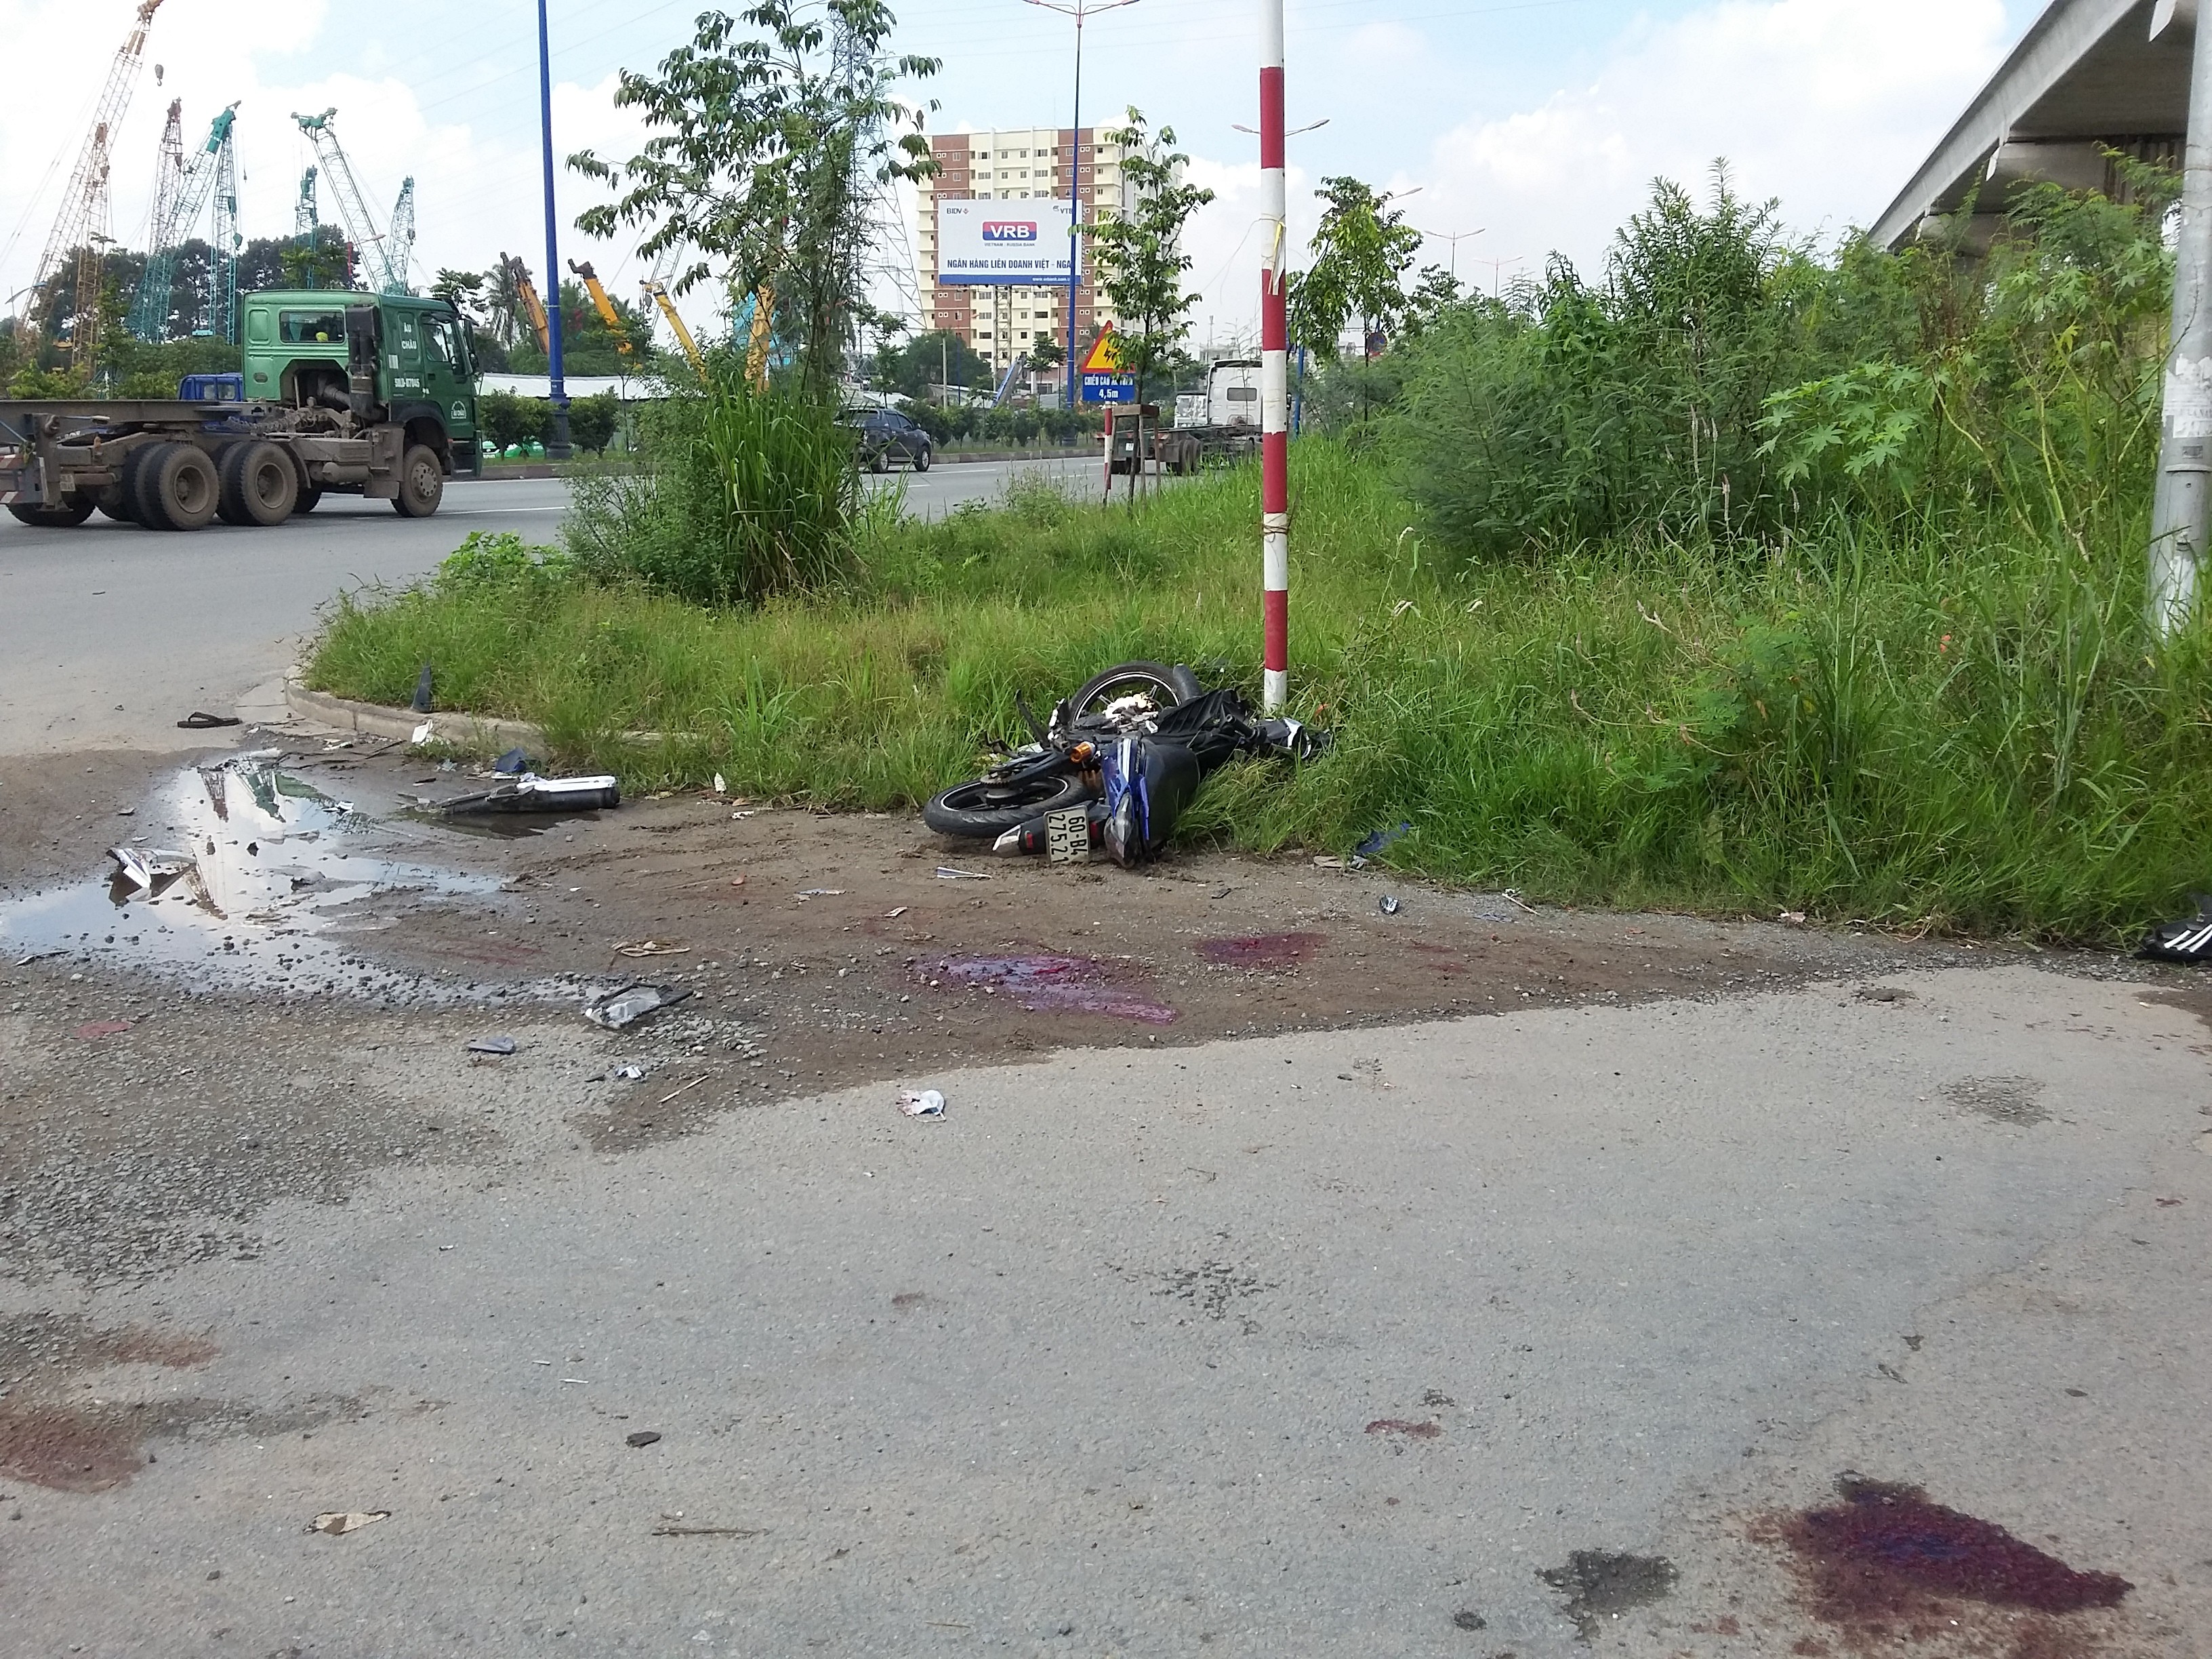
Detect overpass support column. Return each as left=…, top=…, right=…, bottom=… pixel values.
left=2152, top=4, right=2212, bottom=633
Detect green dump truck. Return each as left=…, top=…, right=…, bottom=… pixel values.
left=0, top=289, right=478, bottom=530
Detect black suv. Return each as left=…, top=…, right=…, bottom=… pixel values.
left=841, top=407, right=935, bottom=473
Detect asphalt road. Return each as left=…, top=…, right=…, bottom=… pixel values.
left=0, top=458, right=1099, bottom=758
left=2, top=954, right=2205, bottom=1657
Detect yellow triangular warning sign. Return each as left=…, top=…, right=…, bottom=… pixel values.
left=1079, top=326, right=1123, bottom=373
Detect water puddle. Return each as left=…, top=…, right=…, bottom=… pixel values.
left=924, top=953, right=1176, bottom=1025
left=0, top=760, right=543, bottom=1001
left=1196, top=930, right=1326, bottom=968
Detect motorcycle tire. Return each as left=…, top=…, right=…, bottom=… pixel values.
left=923, top=769, right=1094, bottom=838
left=1069, top=661, right=1193, bottom=718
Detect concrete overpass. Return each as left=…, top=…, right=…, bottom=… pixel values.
left=1874, top=0, right=2196, bottom=248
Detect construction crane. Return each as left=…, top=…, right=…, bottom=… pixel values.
left=129, top=101, right=237, bottom=343
left=294, top=166, right=317, bottom=239
left=501, top=253, right=550, bottom=354
left=27, top=0, right=166, bottom=366
left=388, top=178, right=416, bottom=295
left=142, top=98, right=186, bottom=276
left=290, top=108, right=411, bottom=294
left=207, top=107, right=239, bottom=340
left=567, top=260, right=634, bottom=360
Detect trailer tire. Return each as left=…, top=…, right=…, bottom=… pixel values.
left=221, top=442, right=298, bottom=527
left=7, top=499, right=95, bottom=527
left=94, top=481, right=135, bottom=523
left=293, top=483, right=323, bottom=516
left=134, top=442, right=219, bottom=531
left=392, top=444, right=445, bottom=518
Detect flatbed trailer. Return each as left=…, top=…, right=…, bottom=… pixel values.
left=0, top=288, right=478, bottom=531
left=0, top=397, right=428, bottom=529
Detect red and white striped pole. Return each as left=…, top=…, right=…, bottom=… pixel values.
left=1258, top=0, right=1290, bottom=714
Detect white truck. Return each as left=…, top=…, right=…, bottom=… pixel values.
left=1157, top=358, right=1263, bottom=474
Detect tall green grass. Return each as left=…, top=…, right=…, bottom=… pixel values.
left=308, top=441, right=2212, bottom=941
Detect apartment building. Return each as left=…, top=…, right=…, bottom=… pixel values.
left=914, top=125, right=1130, bottom=377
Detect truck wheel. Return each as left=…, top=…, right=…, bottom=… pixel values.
left=94, top=481, right=136, bottom=523
left=293, top=485, right=323, bottom=516
left=134, top=442, right=220, bottom=531
left=7, top=499, right=95, bottom=527
left=221, top=442, right=298, bottom=527
left=393, top=445, right=445, bottom=517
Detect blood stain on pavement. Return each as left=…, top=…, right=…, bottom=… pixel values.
left=1195, top=931, right=1327, bottom=968
left=925, top=953, right=1176, bottom=1024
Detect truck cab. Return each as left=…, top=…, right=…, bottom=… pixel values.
left=241, top=290, right=478, bottom=477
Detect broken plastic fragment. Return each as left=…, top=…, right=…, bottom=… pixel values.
left=897, top=1088, right=946, bottom=1118
left=583, top=983, right=693, bottom=1030
left=467, top=1037, right=518, bottom=1056
left=310, top=1511, right=390, bottom=1536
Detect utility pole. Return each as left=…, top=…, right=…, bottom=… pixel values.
left=2152, top=5, right=2212, bottom=634
left=536, top=0, right=573, bottom=460
left=1024, top=0, right=1140, bottom=415
left=1258, top=0, right=1290, bottom=714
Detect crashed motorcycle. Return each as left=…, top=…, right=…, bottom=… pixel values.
left=922, top=661, right=1326, bottom=867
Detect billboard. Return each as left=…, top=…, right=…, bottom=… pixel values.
left=935, top=199, right=1078, bottom=285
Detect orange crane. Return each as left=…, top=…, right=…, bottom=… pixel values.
left=567, top=260, right=634, bottom=360
left=500, top=253, right=550, bottom=354
left=27, top=0, right=165, bottom=367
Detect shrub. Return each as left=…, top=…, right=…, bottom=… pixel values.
left=566, top=347, right=859, bottom=605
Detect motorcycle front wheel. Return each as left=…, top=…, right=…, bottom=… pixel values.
left=922, top=770, right=1093, bottom=838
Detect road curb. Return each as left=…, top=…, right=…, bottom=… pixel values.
left=285, top=683, right=546, bottom=754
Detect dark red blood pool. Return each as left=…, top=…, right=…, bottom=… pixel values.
left=928, top=954, right=1176, bottom=1025
left=1786, top=1476, right=2131, bottom=1621
left=1196, top=931, right=1327, bottom=968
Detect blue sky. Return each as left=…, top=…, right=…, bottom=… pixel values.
left=1, top=0, right=2043, bottom=344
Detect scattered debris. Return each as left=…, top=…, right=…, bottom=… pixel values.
left=1778, top=909, right=1809, bottom=926
left=611, top=1065, right=647, bottom=1082
left=175, top=711, right=241, bottom=729
left=492, top=747, right=531, bottom=775
left=1378, top=895, right=1402, bottom=916
left=107, top=846, right=194, bottom=893
left=732, top=810, right=757, bottom=821
left=436, top=775, right=621, bottom=815
left=466, top=1037, right=518, bottom=1057
left=583, top=983, right=693, bottom=1030
left=795, top=888, right=846, bottom=899
left=411, top=665, right=435, bottom=714
left=1355, top=821, right=1412, bottom=859
left=657, top=1076, right=709, bottom=1107
left=1500, top=888, right=1538, bottom=914
left=884, top=905, right=908, bottom=918
left=2139, top=895, right=2212, bottom=961
left=897, top=1088, right=947, bottom=1119
left=410, top=720, right=435, bottom=747
left=1364, top=1418, right=1442, bottom=1439
left=310, top=1511, right=391, bottom=1536
left=1451, top=1610, right=1486, bottom=1631
left=653, top=1523, right=766, bottom=1538
left=935, top=867, right=991, bottom=881
left=712, top=773, right=726, bottom=795
left=615, top=940, right=689, bottom=959
left=626, top=1431, right=662, bottom=1448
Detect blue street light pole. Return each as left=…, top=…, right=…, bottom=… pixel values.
left=1024, top=0, right=1139, bottom=413
left=537, top=0, right=573, bottom=459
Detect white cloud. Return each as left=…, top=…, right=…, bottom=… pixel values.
left=1412, top=0, right=2013, bottom=286
left=1, top=0, right=655, bottom=318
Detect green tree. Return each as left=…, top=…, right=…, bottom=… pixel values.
left=1288, top=176, right=1423, bottom=359
left=432, top=268, right=487, bottom=328
left=568, top=392, right=622, bottom=453
left=572, top=1, right=941, bottom=392
left=1085, top=108, right=1214, bottom=401
left=870, top=327, right=988, bottom=401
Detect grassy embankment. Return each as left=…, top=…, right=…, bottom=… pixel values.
left=306, top=441, right=2212, bottom=943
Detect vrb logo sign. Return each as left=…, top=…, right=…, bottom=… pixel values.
left=981, top=222, right=1038, bottom=244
